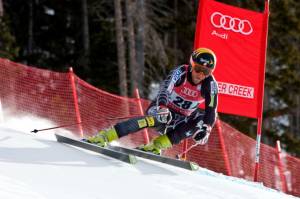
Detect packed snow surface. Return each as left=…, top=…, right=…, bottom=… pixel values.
left=0, top=116, right=298, bottom=199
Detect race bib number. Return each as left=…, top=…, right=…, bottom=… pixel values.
left=169, top=92, right=199, bottom=110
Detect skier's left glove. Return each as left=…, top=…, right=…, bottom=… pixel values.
left=155, top=105, right=172, bottom=124
left=193, top=124, right=211, bottom=145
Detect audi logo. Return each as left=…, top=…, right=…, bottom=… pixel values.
left=210, top=12, right=253, bottom=35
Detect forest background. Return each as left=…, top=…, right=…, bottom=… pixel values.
left=0, top=0, right=299, bottom=157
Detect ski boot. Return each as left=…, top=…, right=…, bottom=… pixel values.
left=86, top=127, right=119, bottom=147
left=138, top=134, right=172, bottom=155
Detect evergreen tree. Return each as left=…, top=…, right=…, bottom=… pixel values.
left=0, top=16, right=19, bottom=60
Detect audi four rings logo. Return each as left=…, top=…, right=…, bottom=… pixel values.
left=210, top=12, right=253, bottom=35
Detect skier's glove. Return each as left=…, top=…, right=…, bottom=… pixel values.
left=193, top=124, right=211, bottom=145
left=155, top=105, right=172, bottom=124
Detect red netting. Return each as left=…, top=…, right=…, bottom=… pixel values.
left=0, top=59, right=78, bottom=129
left=0, top=58, right=299, bottom=197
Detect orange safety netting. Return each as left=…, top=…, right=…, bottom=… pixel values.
left=0, top=58, right=299, bottom=197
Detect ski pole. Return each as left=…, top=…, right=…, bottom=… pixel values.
left=30, top=114, right=143, bottom=133
left=30, top=110, right=172, bottom=134
left=176, top=143, right=199, bottom=160
left=31, top=122, right=82, bottom=133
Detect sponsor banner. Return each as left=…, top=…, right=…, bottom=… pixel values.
left=194, top=0, right=269, bottom=118
left=218, top=82, right=254, bottom=99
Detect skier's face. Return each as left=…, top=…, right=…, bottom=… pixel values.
left=191, top=65, right=210, bottom=84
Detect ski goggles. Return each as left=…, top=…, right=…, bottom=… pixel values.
left=190, top=57, right=212, bottom=76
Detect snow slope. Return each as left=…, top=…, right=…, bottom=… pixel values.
left=0, top=116, right=298, bottom=199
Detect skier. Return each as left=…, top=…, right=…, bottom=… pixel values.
left=87, top=47, right=218, bottom=155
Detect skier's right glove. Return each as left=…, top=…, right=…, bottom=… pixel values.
left=155, top=105, right=172, bottom=124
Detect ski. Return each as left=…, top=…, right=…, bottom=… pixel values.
left=55, top=134, right=137, bottom=164
left=108, top=145, right=199, bottom=171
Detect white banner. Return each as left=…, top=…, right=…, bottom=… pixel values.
left=218, top=81, right=254, bottom=99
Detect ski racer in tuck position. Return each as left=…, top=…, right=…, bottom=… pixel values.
left=87, top=47, right=218, bottom=155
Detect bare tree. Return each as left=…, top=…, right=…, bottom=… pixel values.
left=114, top=0, right=128, bottom=96
left=121, top=0, right=172, bottom=97
left=28, top=0, right=34, bottom=61
left=125, top=0, right=137, bottom=96
left=142, top=1, right=171, bottom=91
left=291, top=95, right=300, bottom=137
left=173, top=0, right=178, bottom=64
left=0, top=0, right=3, bottom=17
left=81, top=0, right=90, bottom=71
left=135, top=0, right=145, bottom=96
